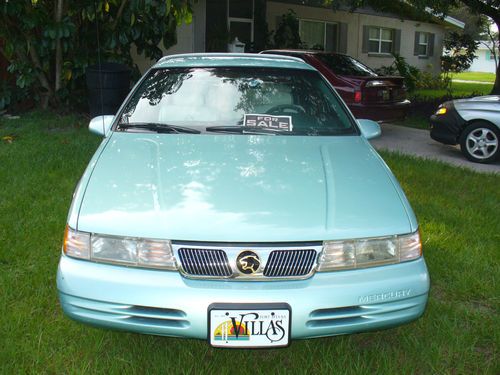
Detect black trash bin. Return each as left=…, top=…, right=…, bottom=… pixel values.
left=86, top=62, right=131, bottom=117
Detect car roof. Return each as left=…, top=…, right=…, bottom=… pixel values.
left=154, top=53, right=315, bottom=70
left=262, top=49, right=346, bottom=56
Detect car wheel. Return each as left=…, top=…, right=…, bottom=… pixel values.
left=459, top=121, right=500, bottom=164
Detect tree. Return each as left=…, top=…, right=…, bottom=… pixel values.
left=480, top=18, right=499, bottom=72
left=0, top=0, right=193, bottom=109
left=273, top=10, right=302, bottom=49
left=449, top=5, right=485, bottom=40
left=441, top=32, right=479, bottom=74
left=334, top=0, right=500, bottom=94
left=441, top=32, right=479, bottom=95
left=426, top=0, right=500, bottom=94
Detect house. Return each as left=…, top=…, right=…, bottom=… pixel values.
left=468, top=41, right=499, bottom=73
left=132, top=0, right=464, bottom=74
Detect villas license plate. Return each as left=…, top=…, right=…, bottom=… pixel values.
left=208, top=303, right=291, bottom=348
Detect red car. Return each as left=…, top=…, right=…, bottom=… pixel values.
left=261, top=50, right=410, bottom=122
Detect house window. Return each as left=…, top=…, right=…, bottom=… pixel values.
left=299, top=19, right=338, bottom=52
left=228, top=0, right=254, bottom=46
left=414, top=31, right=434, bottom=57
left=368, top=27, right=393, bottom=54
left=417, top=33, right=429, bottom=56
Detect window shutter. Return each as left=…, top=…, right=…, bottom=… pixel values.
left=428, top=33, right=435, bottom=57
left=394, top=29, right=401, bottom=54
left=414, top=32, right=420, bottom=55
left=326, top=23, right=337, bottom=52
left=338, top=22, right=348, bottom=53
left=486, top=50, right=491, bottom=60
left=362, top=25, right=369, bottom=53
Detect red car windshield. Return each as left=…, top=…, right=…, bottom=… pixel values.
left=316, top=54, right=377, bottom=77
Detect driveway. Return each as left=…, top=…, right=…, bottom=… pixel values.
left=370, top=124, right=500, bottom=174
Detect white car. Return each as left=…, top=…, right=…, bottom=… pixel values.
left=430, top=95, right=500, bottom=163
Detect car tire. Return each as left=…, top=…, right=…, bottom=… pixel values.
left=459, top=121, right=500, bottom=164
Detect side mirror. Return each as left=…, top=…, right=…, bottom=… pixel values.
left=357, top=119, right=381, bottom=140
left=89, top=115, right=114, bottom=136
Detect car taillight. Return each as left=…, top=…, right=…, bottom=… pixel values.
left=354, top=91, right=362, bottom=103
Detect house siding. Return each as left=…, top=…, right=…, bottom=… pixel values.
left=266, top=1, right=447, bottom=74
left=468, top=48, right=498, bottom=73
left=130, top=0, right=455, bottom=75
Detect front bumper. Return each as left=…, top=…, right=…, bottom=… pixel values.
left=430, top=103, right=466, bottom=145
left=57, top=255, right=429, bottom=340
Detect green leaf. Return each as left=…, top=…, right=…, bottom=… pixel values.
left=184, top=9, right=192, bottom=24
left=109, top=35, right=117, bottom=49
left=131, top=27, right=140, bottom=40
left=118, top=32, right=128, bottom=45
left=4, top=42, right=14, bottom=58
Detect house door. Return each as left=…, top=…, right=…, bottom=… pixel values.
left=227, top=0, right=254, bottom=48
left=206, top=0, right=255, bottom=52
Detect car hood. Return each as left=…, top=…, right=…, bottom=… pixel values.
left=454, top=95, right=500, bottom=104
left=453, top=95, right=500, bottom=124
left=77, top=133, right=413, bottom=242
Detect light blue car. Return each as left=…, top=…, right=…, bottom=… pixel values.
left=57, top=53, right=429, bottom=348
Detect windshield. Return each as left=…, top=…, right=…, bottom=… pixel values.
left=316, top=54, right=377, bottom=77
left=119, top=67, right=357, bottom=136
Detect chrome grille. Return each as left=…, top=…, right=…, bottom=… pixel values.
left=178, top=248, right=232, bottom=277
left=264, top=249, right=317, bottom=277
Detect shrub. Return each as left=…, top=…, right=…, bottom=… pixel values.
left=273, top=10, right=301, bottom=49
left=0, top=1, right=193, bottom=110
left=415, top=71, right=450, bottom=90
left=375, top=54, right=420, bottom=92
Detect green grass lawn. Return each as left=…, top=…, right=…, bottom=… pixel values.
left=412, top=81, right=494, bottom=100
left=451, top=72, right=496, bottom=83
left=1, top=112, right=499, bottom=374
left=400, top=80, right=495, bottom=130
left=395, top=115, right=429, bottom=130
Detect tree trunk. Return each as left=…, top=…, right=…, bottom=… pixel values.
left=54, top=0, right=63, bottom=93
left=27, top=45, right=54, bottom=110
left=492, top=63, right=500, bottom=95
left=490, top=20, right=500, bottom=95
left=113, top=0, right=129, bottom=31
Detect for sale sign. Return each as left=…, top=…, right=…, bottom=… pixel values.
left=244, top=114, right=293, bottom=132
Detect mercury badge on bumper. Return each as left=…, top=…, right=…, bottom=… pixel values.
left=57, top=53, right=429, bottom=348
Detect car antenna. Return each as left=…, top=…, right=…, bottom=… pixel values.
left=93, top=0, right=105, bottom=135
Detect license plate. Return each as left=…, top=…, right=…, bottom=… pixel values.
left=208, top=303, right=291, bottom=348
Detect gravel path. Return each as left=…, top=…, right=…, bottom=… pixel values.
left=370, top=124, right=500, bottom=174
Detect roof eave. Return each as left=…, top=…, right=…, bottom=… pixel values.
left=424, top=7, right=465, bottom=29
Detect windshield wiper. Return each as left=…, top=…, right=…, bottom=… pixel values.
left=206, top=126, right=292, bottom=135
left=117, top=122, right=201, bottom=134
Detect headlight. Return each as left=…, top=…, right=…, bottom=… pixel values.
left=63, top=225, right=90, bottom=259
left=317, top=231, right=422, bottom=272
left=63, top=226, right=177, bottom=270
left=435, top=107, right=447, bottom=115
